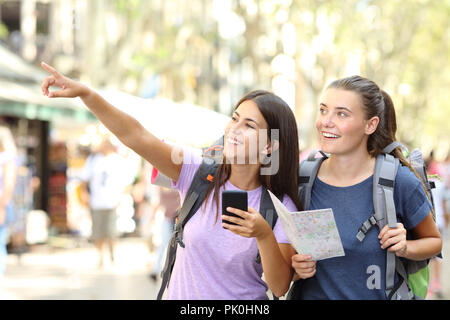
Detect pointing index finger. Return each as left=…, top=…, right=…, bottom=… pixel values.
left=41, top=62, right=59, bottom=77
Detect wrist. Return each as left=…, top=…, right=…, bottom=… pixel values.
left=79, top=84, right=92, bottom=99
left=256, top=226, right=275, bottom=242
left=400, top=240, right=424, bottom=260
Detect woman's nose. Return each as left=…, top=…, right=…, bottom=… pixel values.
left=230, top=121, right=243, bottom=133
left=321, top=113, right=335, bottom=127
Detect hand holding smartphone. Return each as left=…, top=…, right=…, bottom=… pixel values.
left=222, top=190, right=248, bottom=226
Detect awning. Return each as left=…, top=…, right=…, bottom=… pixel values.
left=0, top=43, right=96, bottom=123
left=0, top=78, right=96, bottom=123
left=97, top=90, right=230, bottom=148
left=0, top=44, right=230, bottom=146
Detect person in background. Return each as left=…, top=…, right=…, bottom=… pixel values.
left=0, top=126, right=18, bottom=279
left=425, top=150, right=440, bottom=177
left=80, top=138, right=131, bottom=267
left=442, top=153, right=450, bottom=227
left=426, top=154, right=447, bottom=298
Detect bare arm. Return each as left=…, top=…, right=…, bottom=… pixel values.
left=41, top=62, right=182, bottom=181
left=222, top=207, right=295, bottom=297
left=406, top=212, right=442, bottom=260
left=257, top=237, right=296, bottom=297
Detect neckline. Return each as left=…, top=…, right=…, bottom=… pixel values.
left=225, top=180, right=263, bottom=194
left=316, top=174, right=373, bottom=189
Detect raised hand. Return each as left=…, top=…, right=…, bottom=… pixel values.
left=41, top=62, right=89, bottom=98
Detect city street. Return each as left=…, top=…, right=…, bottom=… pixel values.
left=0, top=236, right=160, bottom=300
left=1, top=233, right=449, bottom=300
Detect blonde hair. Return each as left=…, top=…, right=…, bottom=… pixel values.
left=0, top=126, right=17, bottom=155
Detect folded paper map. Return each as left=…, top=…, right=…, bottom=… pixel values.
left=268, top=191, right=345, bottom=260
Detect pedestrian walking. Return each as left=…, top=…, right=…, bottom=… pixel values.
left=0, top=126, right=18, bottom=279
left=80, top=138, right=131, bottom=267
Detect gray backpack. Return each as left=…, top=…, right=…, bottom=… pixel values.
left=289, top=141, right=438, bottom=300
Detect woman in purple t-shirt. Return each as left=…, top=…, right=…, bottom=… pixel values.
left=40, top=63, right=302, bottom=299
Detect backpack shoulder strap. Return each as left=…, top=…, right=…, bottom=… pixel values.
left=355, top=152, right=399, bottom=242
left=298, top=150, right=328, bottom=211
left=374, top=150, right=415, bottom=299
left=382, top=141, right=406, bottom=155
left=157, top=157, right=218, bottom=300
left=255, top=187, right=280, bottom=265
left=374, top=152, right=400, bottom=229
left=260, top=187, right=278, bottom=229
left=177, top=157, right=219, bottom=229
left=258, top=187, right=283, bottom=300
left=373, top=152, right=404, bottom=299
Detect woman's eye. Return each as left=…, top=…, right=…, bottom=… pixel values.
left=246, top=123, right=255, bottom=129
left=319, top=108, right=326, bottom=115
left=338, top=112, right=347, bottom=118
left=231, top=116, right=237, bottom=121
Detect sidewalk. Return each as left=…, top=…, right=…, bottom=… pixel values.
left=0, top=236, right=160, bottom=300
left=1, top=234, right=449, bottom=300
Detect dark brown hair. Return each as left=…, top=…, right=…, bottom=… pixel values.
left=205, top=90, right=301, bottom=221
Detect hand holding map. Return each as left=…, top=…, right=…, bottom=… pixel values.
left=268, top=191, right=345, bottom=260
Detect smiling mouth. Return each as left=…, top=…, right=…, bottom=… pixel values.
left=322, top=132, right=340, bottom=139
left=226, top=137, right=243, bottom=146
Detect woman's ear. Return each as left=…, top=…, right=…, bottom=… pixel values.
left=261, top=139, right=280, bottom=156
left=365, top=116, right=380, bottom=135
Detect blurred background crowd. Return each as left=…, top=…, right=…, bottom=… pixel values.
left=0, top=0, right=449, bottom=299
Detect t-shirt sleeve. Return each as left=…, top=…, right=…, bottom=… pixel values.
left=79, top=155, right=94, bottom=182
left=171, top=146, right=203, bottom=198
left=273, top=194, right=298, bottom=244
left=0, top=151, right=15, bottom=165
left=395, top=165, right=433, bottom=230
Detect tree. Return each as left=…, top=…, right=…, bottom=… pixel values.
left=42, top=0, right=449, bottom=155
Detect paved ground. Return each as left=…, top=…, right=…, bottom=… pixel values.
left=1, top=233, right=449, bottom=300
left=0, top=236, right=160, bottom=300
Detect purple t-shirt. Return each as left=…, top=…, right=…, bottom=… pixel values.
left=166, top=147, right=297, bottom=300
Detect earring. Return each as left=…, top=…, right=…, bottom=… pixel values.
left=261, top=153, right=271, bottom=165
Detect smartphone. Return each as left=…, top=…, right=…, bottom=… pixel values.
left=222, top=190, right=248, bottom=226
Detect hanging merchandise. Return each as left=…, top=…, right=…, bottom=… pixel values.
left=48, top=143, right=68, bottom=233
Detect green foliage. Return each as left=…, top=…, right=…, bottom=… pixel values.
left=0, top=23, right=8, bottom=39
left=112, top=0, right=143, bottom=19
left=100, top=0, right=449, bottom=153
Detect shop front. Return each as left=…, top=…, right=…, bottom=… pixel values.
left=0, top=43, right=96, bottom=247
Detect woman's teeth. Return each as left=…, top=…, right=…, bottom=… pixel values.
left=227, top=137, right=242, bottom=145
left=322, top=132, right=339, bottom=138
